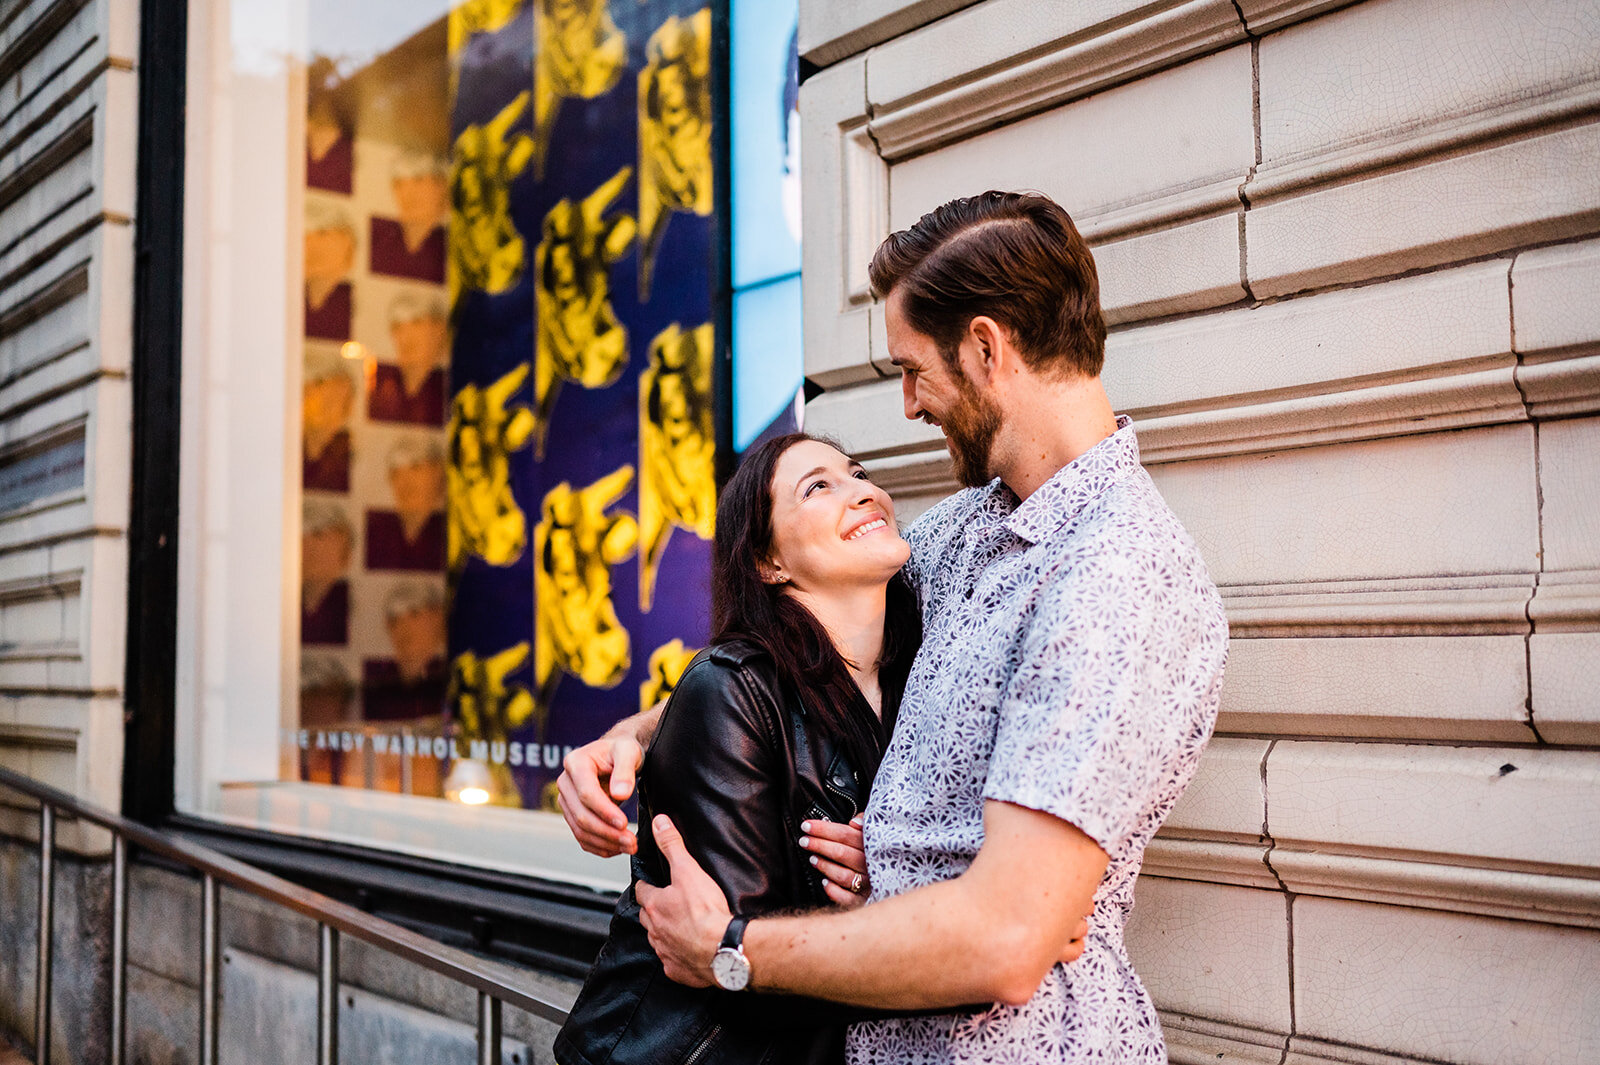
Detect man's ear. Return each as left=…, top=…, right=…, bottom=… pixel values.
left=964, top=315, right=1011, bottom=385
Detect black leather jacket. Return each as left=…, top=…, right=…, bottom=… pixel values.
left=554, top=640, right=891, bottom=1065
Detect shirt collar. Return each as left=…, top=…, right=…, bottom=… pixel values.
left=1001, top=415, right=1140, bottom=544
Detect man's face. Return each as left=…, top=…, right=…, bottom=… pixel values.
left=388, top=605, right=445, bottom=663
left=390, top=459, right=446, bottom=517
left=302, top=526, right=351, bottom=582
left=304, top=227, right=354, bottom=283
left=393, top=174, right=449, bottom=230
left=303, top=375, right=354, bottom=435
left=885, top=290, right=1003, bottom=488
left=391, top=314, right=447, bottom=374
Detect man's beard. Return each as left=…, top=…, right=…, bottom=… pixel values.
left=943, top=364, right=1003, bottom=489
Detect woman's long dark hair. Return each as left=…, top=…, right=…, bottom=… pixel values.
left=711, top=433, right=922, bottom=795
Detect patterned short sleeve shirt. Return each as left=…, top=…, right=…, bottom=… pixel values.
left=847, top=418, right=1229, bottom=1065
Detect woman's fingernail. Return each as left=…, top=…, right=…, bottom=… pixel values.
left=808, top=855, right=818, bottom=866
left=800, top=821, right=812, bottom=833
left=798, top=836, right=810, bottom=848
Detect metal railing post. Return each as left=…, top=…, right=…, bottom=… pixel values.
left=112, top=834, right=128, bottom=1065
left=318, top=923, right=339, bottom=1065
left=200, top=873, right=220, bottom=1065
left=477, top=992, right=501, bottom=1065
left=36, top=803, right=54, bottom=1065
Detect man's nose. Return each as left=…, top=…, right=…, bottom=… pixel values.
left=901, top=373, right=920, bottom=420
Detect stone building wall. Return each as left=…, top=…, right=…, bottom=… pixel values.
left=0, top=0, right=136, bottom=1057
left=797, top=0, right=1600, bottom=1061
left=0, top=0, right=136, bottom=837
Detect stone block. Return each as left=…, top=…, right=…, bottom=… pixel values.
left=1537, top=416, right=1600, bottom=573
left=863, top=0, right=1245, bottom=161
left=127, top=863, right=202, bottom=987
left=1149, top=424, right=1540, bottom=586
left=1245, top=121, right=1600, bottom=299
left=1267, top=741, right=1600, bottom=870
left=1163, top=737, right=1268, bottom=839
left=1105, top=259, right=1512, bottom=414
left=125, top=962, right=199, bottom=1065
left=1512, top=236, right=1600, bottom=355
left=1125, top=877, right=1291, bottom=1034
left=1095, top=212, right=1245, bottom=326
left=0, top=839, right=110, bottom=1065
left=1292, top=897, right=1600, bottom=1064
left=1258, top=0, right=1600, bottom=168
left=888, top=47, right=1253, bottom=233
left=1219, top=635, right=1533, bottom=742
left=799, top=55, right=883, bottom=390
left=798, top=0, right=975, bottom=67
left=220, top=949, right=540, bottom=1065
left=803, top=377, right=944, bottom=462
left=1530, top=631, right=1600, bottom=745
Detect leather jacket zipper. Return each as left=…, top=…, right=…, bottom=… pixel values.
left=683, top=1022, right=723, bottom=1065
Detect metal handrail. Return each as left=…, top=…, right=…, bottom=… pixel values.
left=0, top=765, right=570, bottom=1065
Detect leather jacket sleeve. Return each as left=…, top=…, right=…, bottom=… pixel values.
left=636, top=648, right=937, bottom=1030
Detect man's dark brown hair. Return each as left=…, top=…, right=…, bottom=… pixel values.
left=867, top=191, right=1106, bottom=377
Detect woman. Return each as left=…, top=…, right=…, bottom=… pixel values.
left=554, top=433, right=921, bottom=1065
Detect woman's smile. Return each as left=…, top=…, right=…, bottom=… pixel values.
left=844, top=517, right=888, bottom=541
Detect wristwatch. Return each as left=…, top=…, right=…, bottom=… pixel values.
left=710, top=915, right=752, bottom=991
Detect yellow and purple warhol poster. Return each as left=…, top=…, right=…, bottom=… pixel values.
left=446, top=0, right=717, bottom=811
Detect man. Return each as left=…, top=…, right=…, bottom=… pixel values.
left=366, top=436, right=448, bottom=572
left=370, top=294, right=449, bottom=426
left=370, top=153, right=449, bottom=284
left=557, top=191, right=1228, bottom=1061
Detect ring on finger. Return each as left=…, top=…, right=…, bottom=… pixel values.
left=850, top=872, right=865, bottom=894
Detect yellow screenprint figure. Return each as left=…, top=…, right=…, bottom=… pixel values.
left=450, top=641, right=535, bottom=802
left=637, top=9, right=712, bottom=299
left=448, top=363, right=536, bottom=574
left=448, top=0, right=524, bottom=56
left=532, top=0, right=626, bottom=178
left=532, top=168, right=637, bottom=457
left=534, top=467, right=639, bottom=716
left=450, top=91, right=535, bottom=310
left=639, top=638, right=699, bottom=715
left=637, top=322, right=714, bottom=610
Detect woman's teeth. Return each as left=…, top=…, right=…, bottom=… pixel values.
left=846, top=519, right=886, bottom=541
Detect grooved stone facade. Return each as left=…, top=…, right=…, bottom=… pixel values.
left=798, top=0, right=1600, bottom=1062
left=1, top=0, right=1598, bottom=1063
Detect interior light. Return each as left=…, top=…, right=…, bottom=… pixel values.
left=340, top=341, right=365, bottom=360
left=458, top=786, right=490, bottom=805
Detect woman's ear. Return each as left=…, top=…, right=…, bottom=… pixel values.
left=758, top=557, right=788, bottom=585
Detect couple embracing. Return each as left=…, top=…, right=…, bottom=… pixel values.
left=553, top=191, right=1229, bottom=1065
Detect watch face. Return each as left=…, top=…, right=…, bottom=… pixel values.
left=711, top=947, right=750, bottom=991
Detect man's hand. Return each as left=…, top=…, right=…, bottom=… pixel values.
left=636, top=815, right=729, bottom=986
left=555, top=707, right=660, bottom=855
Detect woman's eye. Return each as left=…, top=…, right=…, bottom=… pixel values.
left=852, top=469, right=870, bottom=481
left=804, top=480, right=826, bottom=497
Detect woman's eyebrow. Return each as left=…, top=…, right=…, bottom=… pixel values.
left=794, top=465, right=829, bottom=491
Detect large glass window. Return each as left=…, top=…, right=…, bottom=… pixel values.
left=178, top=0, right=723, bottom=889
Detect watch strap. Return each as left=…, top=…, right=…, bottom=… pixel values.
left=720, top=914, right=750, bottom=952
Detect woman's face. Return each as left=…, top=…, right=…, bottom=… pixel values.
left=766, top=441, right=909, bottom=592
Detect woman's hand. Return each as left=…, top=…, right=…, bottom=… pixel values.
left=799, top=816, right=871, bottom=908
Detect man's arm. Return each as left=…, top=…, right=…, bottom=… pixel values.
left=555, top=705, right=661, bottom=856
left=638, top=798, right=1106, bottom=1009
